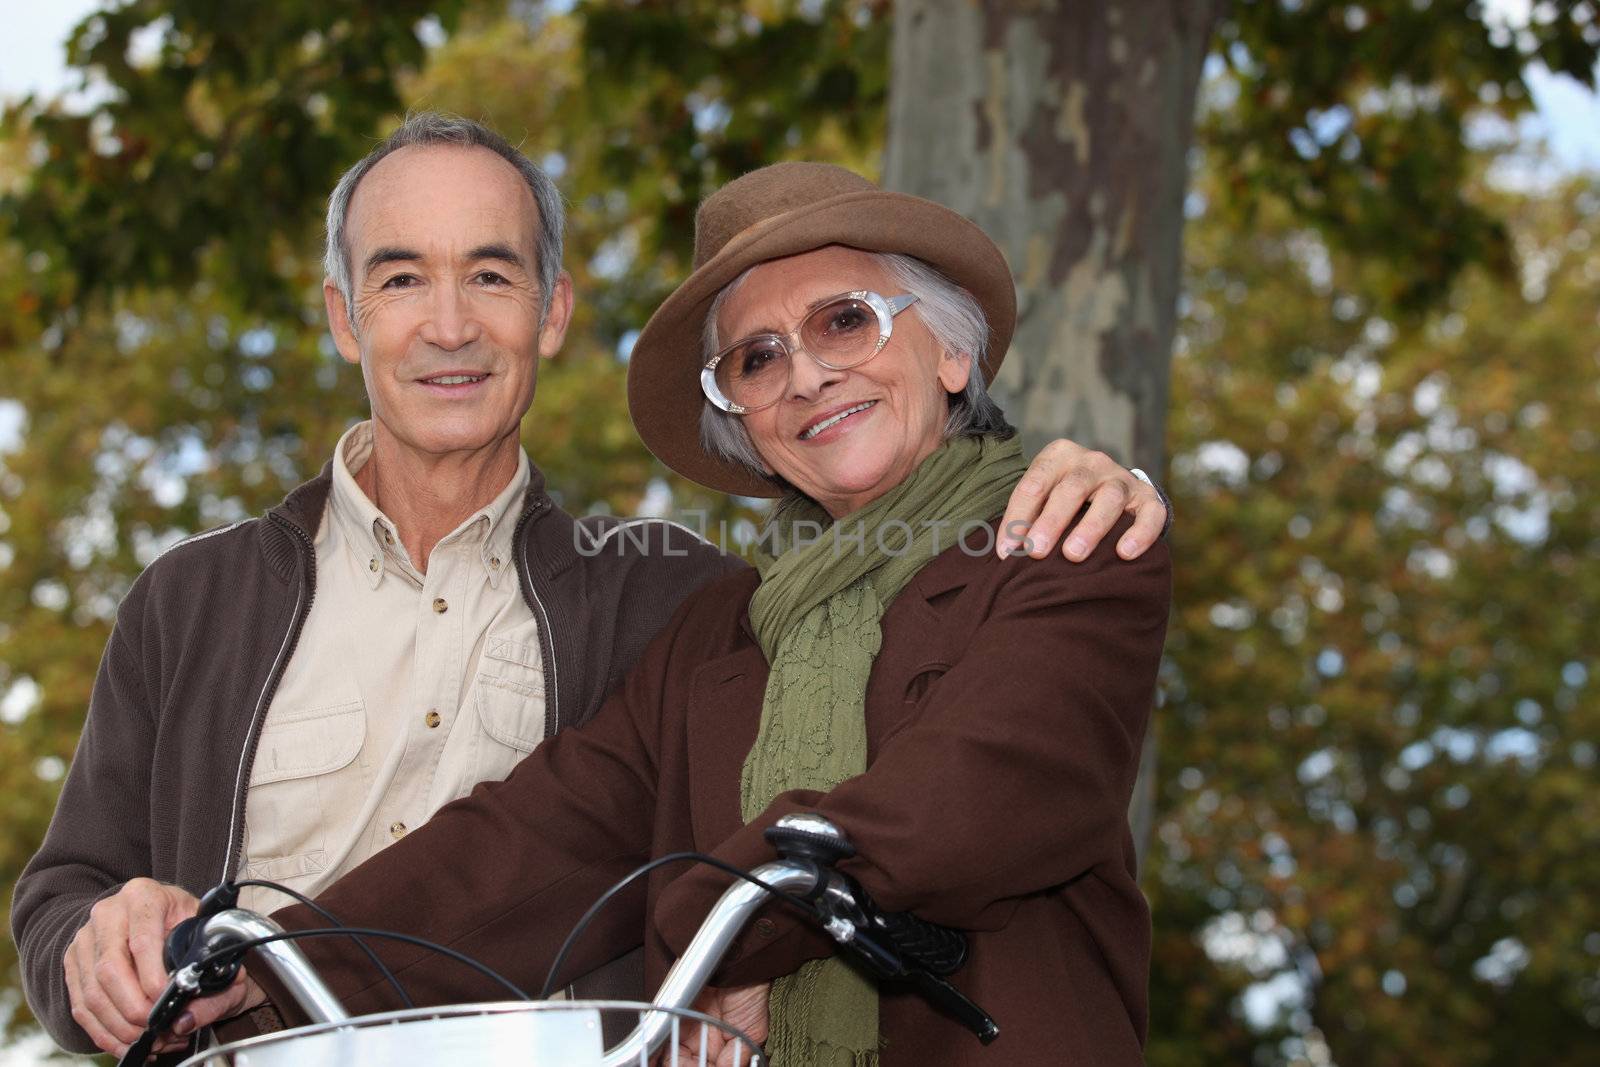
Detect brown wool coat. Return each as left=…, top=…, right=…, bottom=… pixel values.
left=266, top=518, right=1171, bottom=1066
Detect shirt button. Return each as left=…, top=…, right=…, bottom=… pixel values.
left=368, top=558, right=379, bottom=573
left=389, top=821, right=407, bottom=839
left=425, top=710, right=441, bottom=728
left=384, top=530, right=395, bottom=546
left=489, top=556, right=501, bottom=569
left=433, top=597, right=448, bottom=613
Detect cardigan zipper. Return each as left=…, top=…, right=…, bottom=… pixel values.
left=219, top=514, right=318, bottom=883
left=512, top=497, right=560, bottom=739
left=512, top=495, right=576, bottom=1002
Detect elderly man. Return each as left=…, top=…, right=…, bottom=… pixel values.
left=11, top=112, right=1170, bottom=1060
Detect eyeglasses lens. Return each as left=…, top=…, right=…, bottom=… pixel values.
left=800, top=296, right=878, bottom=361
left=716, top=296, right=880, bottom=410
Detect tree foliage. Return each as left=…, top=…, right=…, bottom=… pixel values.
left=1211, top=0, right=1599, bottom=313
left=1148, top=164, right=1600, bottom=1066
left=2, top=0, right=471, bottom=318
left=1, top=1, right=1597, bottom=1062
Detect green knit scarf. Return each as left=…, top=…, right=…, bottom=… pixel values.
left=741, top=434, right=1028, bottom=1066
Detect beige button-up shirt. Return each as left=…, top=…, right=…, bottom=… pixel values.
left=239, top=423, right=545, bottom=913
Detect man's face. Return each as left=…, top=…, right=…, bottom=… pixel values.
left=325, top=144, right=572, bottom=463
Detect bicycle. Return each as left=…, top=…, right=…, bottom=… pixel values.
left=119, top=813, right=998, bottom=1066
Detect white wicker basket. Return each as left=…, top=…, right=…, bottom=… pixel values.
left=177, top=1000, right=763, bottom=1067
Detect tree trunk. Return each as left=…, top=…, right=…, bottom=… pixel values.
left=883, top=0, right=1220, bottom=871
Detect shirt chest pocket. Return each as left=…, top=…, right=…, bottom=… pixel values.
left=243, top=699, right=366, bottom=877
left=472, top=633, right=547, bottom=781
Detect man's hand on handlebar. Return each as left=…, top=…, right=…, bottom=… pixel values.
left=66, top=878, right=198, bottom=1056
left=667, top=982, right=770, bottom=1067
left=64, top=878, right=264, bottom=1057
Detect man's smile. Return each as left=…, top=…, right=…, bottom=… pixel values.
left=416, top=370, right=491, bottom=393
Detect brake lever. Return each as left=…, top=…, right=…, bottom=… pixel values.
left=115, top=962, right=203, bottom=1065
left=898, top=970, right=1001, bottom=1045
left=763, top=816, right=1000, bottom=1044
left=807, top=876, right=998, bottom=1043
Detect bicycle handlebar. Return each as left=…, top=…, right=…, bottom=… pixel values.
left=128, top=813, right=995, bottom=1065
left=599, top=857, right=821, bottom=1063
left=117, top=909, right=347, bottom=1067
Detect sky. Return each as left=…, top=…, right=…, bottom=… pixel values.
left=0, top=0, right=104, bottom=107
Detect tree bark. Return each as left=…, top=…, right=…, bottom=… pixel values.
left=883, top=0, right=1220, bottom=871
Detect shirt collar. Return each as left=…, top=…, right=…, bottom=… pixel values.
left=470, top=448, right=528, bottom=590
left=330, top=421, right=530, bottom=590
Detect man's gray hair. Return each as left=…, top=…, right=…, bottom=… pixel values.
left=324, top=111, right=566, bottom=317
left=698, top=251, right=1013, bottom=481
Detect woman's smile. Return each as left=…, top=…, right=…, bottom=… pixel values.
left=797, top=400, right=878, bottom=441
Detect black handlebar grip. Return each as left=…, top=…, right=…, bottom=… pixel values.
left=161, top=910, right=246, bottom=994
left=163, top=916, right=203, bottom=973
left=165, top=882, right=241, bottom=971
left=869, top=909, right=968, bottom=977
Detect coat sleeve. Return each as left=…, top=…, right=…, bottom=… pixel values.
left=652, top=529, right=1172, bottom=983
left=10, top=575, right=163, bottom=1054
left=254, top=580, right=722, bottom=1022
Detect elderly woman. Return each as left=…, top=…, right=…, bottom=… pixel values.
left=237, top=163, right=1170, bottom=1065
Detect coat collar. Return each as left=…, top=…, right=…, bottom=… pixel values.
left=267, top=451, right=561, bottom=570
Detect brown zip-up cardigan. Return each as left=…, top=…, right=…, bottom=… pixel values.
left=10, top=461, right=743, bottom=1056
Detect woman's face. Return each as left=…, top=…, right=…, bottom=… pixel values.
left=717, top=246, right=973, bottom=517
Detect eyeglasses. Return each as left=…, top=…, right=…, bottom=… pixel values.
left=701, top=290, right=920, bottom=414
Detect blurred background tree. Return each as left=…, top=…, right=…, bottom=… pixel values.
left=1148, top=159, right=1600, bottom=1067
left=2, top=1, right=1596, bottom=1063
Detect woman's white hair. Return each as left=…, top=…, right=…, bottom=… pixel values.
left=697, top=252, right=1013, bottom=482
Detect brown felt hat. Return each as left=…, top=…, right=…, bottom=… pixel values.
left=627, top=162, right=1016, bottom=497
